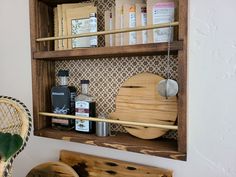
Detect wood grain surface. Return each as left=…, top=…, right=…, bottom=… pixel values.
left=26, top=161, right=79, bottom=177
left=33, top=41, right=182, bottom=60
left=110, top=73, right=178, bottom=139
left=178, top=0, right=188, bottom=154
left=35, top=128, right=186, bottom=160
left=60, top=150, right=172, bottom=177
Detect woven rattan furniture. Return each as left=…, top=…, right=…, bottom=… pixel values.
left=0, top=96, right=31, bottom=177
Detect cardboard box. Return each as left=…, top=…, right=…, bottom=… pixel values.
left=136, top=3, right=147, bottom=44
left=66, top=5, right=97, bottom=49
left=61, top=3, right=94, bottom=49
left=147, top=0, right=175, bottom=43
left=115, top=0, right=125, bottom=46
left=124, top=4, right=137, bottom=45
left=105, top=8, right=115, bottom=47
left=104, top=10, right=110, bottom=46
left=115, top=0, right=144, bottom=46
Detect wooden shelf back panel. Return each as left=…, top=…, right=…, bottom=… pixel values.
left=37, top=0, right=54, bottom=51
left=32, top=60, right=55, bottom=131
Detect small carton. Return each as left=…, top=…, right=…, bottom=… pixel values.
left=61, top=3, right=94, bottom=49
left=66, top=5, right=97, bottom=49
left=129, top=5, right=137, bottom=45
left=115, top=0, right=125, bottom=46
left=105, top=7, right=115, bottom=47
left=147, top=0, right=175, bottom=43
left=115, top=0, right=144, bottom=46
left=136, top=3, right=147, bottom=44
left=124, top=4, right=137, bottom=45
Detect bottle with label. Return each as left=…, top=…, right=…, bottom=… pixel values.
left=89, top=12, right=97, bottom=47
left=75, top=80, right=96, bottom=133
left=51, top=70, right=76, bottom=130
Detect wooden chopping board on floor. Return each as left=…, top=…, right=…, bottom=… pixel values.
left=109, top=72, right=178, bottom=139
left=26, top=161, right=79, bottom=177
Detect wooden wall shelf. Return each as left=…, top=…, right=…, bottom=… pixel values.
left=29, top=0, right=188, bottom=161
left=33, top=41, right=182, bottom=60
left=35, top=128, right=186, bottom=161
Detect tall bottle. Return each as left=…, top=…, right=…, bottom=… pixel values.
left=51, top=70, right=76, bottom=130
left=75, top=80, right=96, bottom=133
left=89, top=12, right=98, bottom=47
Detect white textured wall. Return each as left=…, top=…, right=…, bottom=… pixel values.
left=1, top=0, right=236, bottom=176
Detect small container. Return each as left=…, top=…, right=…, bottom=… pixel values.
left=96, top=114, right=109, bottom=137
left=89, top=12, right=97, bottom=47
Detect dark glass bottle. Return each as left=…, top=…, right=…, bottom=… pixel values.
left=75, top=80, right=96, bottom=133
left=51, top=70, right=76, bottom=130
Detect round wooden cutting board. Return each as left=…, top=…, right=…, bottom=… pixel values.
left=109, top=72, right=178, bottom=139
left=26, top=161, right=79, bottom=177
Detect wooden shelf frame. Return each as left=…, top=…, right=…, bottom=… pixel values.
left=29, top=0, right=188, bottom=161
left=178, top=0, right=188, bottom=154
left=35, top=127, right=186, bottom=161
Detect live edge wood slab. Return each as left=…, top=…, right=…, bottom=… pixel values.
left=26, top=162, right=79, bottom=177
left=60, top=150, right=173, bottom=177
left=35, top=128, right=186, bottom=161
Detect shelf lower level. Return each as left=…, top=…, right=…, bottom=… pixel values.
left=34, top=128, right=186, bottom=161
left=33, top=41, right=183, bottom=60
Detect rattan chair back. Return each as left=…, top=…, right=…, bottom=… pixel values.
left=0, top=96, right=31, bottom=177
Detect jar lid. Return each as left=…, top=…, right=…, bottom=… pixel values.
left=58, top=70, right=69, bottom=77
left=81, top=80, right=90, bottom=84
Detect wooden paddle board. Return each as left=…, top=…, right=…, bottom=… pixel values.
left=26, top=161, right=79, bottom=177
left=109, top=72, right=178, bottom=139
left=60, top=150, right=172, bottom=177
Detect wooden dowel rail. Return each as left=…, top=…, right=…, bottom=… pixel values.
left=36, top=22, right=179, bottom=42
left=39, top=112, right=178, bottom=130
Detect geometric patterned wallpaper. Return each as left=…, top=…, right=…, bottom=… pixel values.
left=55, top=55, right=178, bottom=139
left=55, top=0, right=178, bottom=139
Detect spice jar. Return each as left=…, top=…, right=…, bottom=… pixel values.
left=96, top=114, right=109, bottom=137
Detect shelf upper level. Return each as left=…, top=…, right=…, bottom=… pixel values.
left=33, top=41, right=183, bottom=60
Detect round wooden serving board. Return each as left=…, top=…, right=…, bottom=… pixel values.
left=26, top=161, right=79, bottom=177
left=109, top=73, right=178, bottom=139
